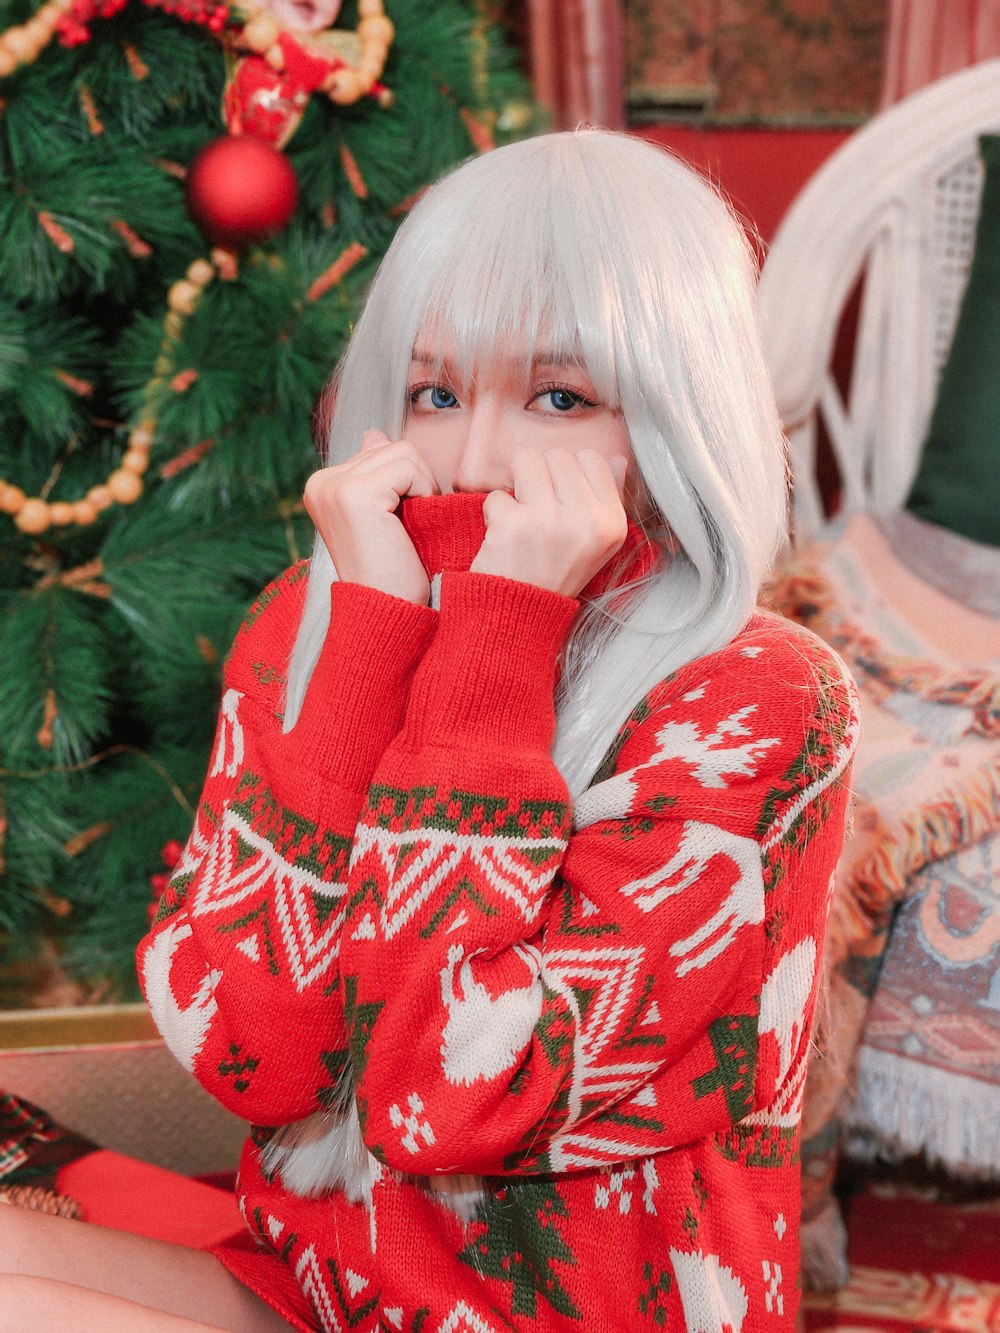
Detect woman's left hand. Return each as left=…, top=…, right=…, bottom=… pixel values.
left=470, top=448, right=629, bottom=597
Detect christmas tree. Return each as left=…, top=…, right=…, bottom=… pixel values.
left=0, top=0, right=534, bottom=1004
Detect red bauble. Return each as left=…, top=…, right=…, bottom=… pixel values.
left=160, top=838, right=184, bottom=869
left=186, top=135, right=299, bottom=248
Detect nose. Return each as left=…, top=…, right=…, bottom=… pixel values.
left=451, top=397, right=512, bottom=494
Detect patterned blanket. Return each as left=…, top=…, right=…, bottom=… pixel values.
left=764, top=511, right=1000, bottom=1289
left=854, top=832, right=1000, bottom=1171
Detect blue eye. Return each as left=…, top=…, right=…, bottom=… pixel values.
left=408, top=383, right=460, bottom=412
left=539, top=387, right=594, bottom=412
left=429, top=385, right=458, bottom=409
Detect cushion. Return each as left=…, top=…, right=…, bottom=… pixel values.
left=0, top=1090, right=243, bottom=1247
left=906, top=134, right=1000, bottom=546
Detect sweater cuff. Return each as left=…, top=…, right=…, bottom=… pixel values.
left=294, top=581, right=437, bottom=779
left=400, top=571, right=578, bottom=753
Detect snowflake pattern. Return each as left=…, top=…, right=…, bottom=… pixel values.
left=762, top=1258, right=784, bottom=1317
left=594, top=1166, right=636, bottom=1214
left=388, top=1092, right=435, bottom=1155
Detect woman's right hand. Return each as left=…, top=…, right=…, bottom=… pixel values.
left=303, top=430, right=439, bottom=605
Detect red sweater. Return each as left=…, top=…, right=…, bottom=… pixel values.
left=138, top=494, right=859, bottom=1333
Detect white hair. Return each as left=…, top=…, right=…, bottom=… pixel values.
left=284, top=129, right=788, bottom=796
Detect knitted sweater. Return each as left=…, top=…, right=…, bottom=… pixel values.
left=138, top=494, right=859, bottom=1333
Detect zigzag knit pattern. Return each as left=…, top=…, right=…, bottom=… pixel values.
left=139, top=494, right=859, bottom=1333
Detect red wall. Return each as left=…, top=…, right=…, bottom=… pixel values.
left=633, top=125, right=852, bottom=244
left=633, top=125, right=858, bottom=516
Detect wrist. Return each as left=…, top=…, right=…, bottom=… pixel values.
left=399, top=571, right=578, bottom=753
left=294, top=581, right=437, bottom=777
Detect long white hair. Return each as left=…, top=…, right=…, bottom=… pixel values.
left=284, top=129, right=788, bottom=796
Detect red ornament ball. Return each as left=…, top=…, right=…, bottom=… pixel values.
left=186, top=135, right=299, bottom=248
left=160, top=839, right=184, bottom=869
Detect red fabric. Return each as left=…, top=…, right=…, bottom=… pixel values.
left=399, top=490, right=659, bottom=600
left=397, top=490, right=488, bottom=570
left=845, top=1189, right=1000, bottom=1286
left=138, top=495, right=859, bottom=1330
left=213, top=1230, right=319, bottom=1333
left=55, top=1150, right=244, bottom=1247
left=139, top=560, right=437, bottom=1127
left=528, top=0, right=625, bottom=130
left=801, top=1186, right=1000, bottom=1329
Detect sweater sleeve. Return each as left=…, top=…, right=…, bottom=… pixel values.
left=339, top=574, right=859, bottom=1177
left=137, top=564, right=437, bottom=1124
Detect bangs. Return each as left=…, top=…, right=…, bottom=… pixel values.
left=394, top=155, right=623, bottom=408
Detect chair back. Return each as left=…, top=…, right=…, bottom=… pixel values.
left=757, top=59, right=1000, bottom=542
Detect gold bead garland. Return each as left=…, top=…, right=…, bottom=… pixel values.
left=0, top=0, right=71, bottom=77
left=0, top=251, right=229, bottom=535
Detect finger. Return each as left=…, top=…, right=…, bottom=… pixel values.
left=608, top=453, right=629, bottom=498
left=358, top=428, right=390, bottom=453
left=481, top=487, right=519, bottom=527
left=574, top=449, right=629, bottom=506
left=402, top=462, right=439, bottom=497
left=358, top=452, right=436, bottom=500
left=306, top=456, right=436, bottom=521
left=509, top=447, right=556, bottom=504
left=541, top=447, right=607, bottom=508
left=394, top=437, right=440, bottom=496
left=344, top=438, right=440, bottom=496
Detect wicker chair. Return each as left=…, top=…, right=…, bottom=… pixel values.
left=758, top=58, right=1000, bottom=544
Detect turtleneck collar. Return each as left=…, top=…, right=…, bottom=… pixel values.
left=398, top=492, right=660, bottom=600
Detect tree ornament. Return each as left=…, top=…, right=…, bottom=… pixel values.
left=161, top=839, right=183, bottom=868
left=186, top=135, right=299, bottom=247
left=223, top=0, right=394, bottom=147
left=147, top=838, right=185, bottom=922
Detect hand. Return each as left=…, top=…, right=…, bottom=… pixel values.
left=303, top=430, right=438, bottom=604
left=470, top=449, right=629, bottom=597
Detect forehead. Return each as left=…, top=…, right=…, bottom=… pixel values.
left=408, top=330, right=588, bottom=382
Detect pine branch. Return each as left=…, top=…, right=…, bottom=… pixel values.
left=0, top=585, right=113, bottom=767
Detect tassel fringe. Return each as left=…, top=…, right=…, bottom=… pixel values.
left=850, top=1046, right=1000, bottom=1178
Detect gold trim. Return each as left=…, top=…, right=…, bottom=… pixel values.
left=0, top=1003, right=159, bottom=1051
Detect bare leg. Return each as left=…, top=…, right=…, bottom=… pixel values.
left=0, top=1275, right=240, bottom=1332
left=0, top=1204, right=295, bottom=1332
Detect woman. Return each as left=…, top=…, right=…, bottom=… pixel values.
left=0, top=128, right=858, bottom=1332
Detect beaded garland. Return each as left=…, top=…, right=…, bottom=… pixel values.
left=0, top=0, right=394, bottom=533
left=0, top=252, right=227, bottom=535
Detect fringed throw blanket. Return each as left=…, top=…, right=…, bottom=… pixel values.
left=765, top=511, right=1000, bottom=1289
left=855, top=831, right=1000, bottom=1172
